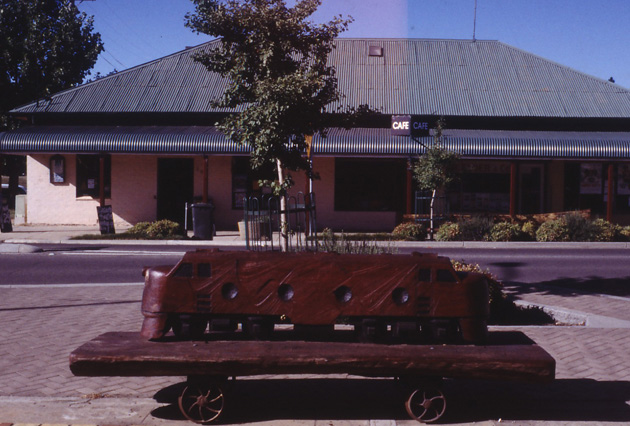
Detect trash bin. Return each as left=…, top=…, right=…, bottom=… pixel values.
left=192, top=202, right=214, bottom=240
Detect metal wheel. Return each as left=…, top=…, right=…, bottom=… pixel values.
left=178, top=382, right=225, bottom=424
left=405, top=387, right=446, bottom=423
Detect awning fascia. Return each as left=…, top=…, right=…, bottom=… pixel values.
left=1, top=126, right=630, bottom=160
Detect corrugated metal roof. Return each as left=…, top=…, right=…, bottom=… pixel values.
left=10, top=39, right=630, bottom=118
left=2, top=126, right=630, bottom=159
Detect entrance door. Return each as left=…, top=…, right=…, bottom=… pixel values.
left=519, top=164, right=544, bottom=214
left=157, top=158, right=194, bottom=226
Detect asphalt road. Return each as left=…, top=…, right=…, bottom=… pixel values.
left=1, top=244, right=629, bottom=292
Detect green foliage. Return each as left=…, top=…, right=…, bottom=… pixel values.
left=536, top=212, right=599, bottom=242
left=488, top=222, right=522, bottom=242
left=413, top=118, right=460, bottom=191
left=458, top=216, right=493, bottom=241
left=621, top=226, right=630, bottom=241
left=592, top=218, right=623, bottom=242
left=127, top=220, right=184, bottom=239
left=0, top=0, right=103, bottom=115
left=413, top=146, right=460, bottom=192
left=392, top=222, right=426, bottom=241
left=535, top=218, right=570, bottom=242
left=317, top=228, right=395, bottom=254
left=563, top=212, right=598, bottom=241
left=521, top=221, right=539, bottom=241
left=435, top=222, right=461, bottom=241
left=186, top=0, right=368, bottom=194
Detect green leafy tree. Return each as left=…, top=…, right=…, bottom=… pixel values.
left=413, top=118, right=460, bottom=238
left=1, top=0, right=103, bottom=207
left=186, top=0, right=368, bottom=249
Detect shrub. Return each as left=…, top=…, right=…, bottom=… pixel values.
left=564, top=212, right=597, bottom=241
left=521, top=221, right=538, bottom=241
left=392, top=222, right=427, bottom=241
left=127, top=219, right=183, bottom=239
left=458, top=216, right=493, bottom=241
left=435, top=222, right=461, bottom=241
left=317, top=228, right=395, bottom=254
left=488, top=222, right=522, bottom=242
left=621, top=226, right=630, bottom=241
left=592, top=219, right=622, bottom=242
left=536, top=218, right=570, bottom=242
left=145, top=219, right=183, bottom=238
left=127, top=221, right=152, bottom=238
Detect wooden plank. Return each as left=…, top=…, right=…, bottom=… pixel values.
left=69, top=331, right=555, bottom=383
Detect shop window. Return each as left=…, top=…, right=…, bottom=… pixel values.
left=450, top=162, right=510, bottom=213
left=565, top=163, right=630, bottom=214
left=50, top=155, right=65, bottom=183
left=334, top=159, right=405, bottom=212
left=231, top=157, right=274, bottom=209
left=76, top=155, right=111, bottom=198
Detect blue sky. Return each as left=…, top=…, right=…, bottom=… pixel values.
left=77, top=0, right=630, bottom=87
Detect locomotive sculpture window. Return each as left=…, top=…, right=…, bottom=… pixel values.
left=173, top=263, right=194, bottom=278
left=436, top=269, right=458, bottom=283
left=418, top=268, right=431, bottom=282
left=198, top=263, right=212, bottom=278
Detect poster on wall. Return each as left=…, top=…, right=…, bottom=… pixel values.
left=0, top=193, right=12, bottom=233
left=580, top=163, right=602, bottom=194
left=618, top=164, right=630, bottom=195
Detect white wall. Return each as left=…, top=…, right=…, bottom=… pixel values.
left=26, top=154, right=397, bottom=232
left=27, top=154, right=157, bottom=226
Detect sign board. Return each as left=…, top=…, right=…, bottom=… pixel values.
left=0, top=193, right=12, bottom=233
left=97, top=205, right=115, bottom=235
left=391, top=115, right=431, bottom=137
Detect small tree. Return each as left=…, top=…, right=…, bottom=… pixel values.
left=187, top=0, right=366, bottom=250
left=413, top=118, right=460, bottom=239
left=1, top=0, right=103, bottom=208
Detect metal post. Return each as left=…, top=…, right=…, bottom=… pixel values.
left=99, top=155, right=105, bottom=207
left=203, top=155, right=209, bottom=204
left=607, top=164, right=614, bottom=222
left=510, top=162, right=517, bottom=217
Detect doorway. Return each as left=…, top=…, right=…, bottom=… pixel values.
left=519, top=164, right=544, bottom=214
left=157, top=158, right=194, bottom=226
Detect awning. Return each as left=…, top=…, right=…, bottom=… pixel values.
left=2, top=126, right=630, bottom=159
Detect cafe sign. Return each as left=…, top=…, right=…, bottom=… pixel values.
left=391, top=115, right=431, bottom=137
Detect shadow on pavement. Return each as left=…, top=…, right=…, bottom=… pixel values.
left=149, top=377, right=630, bottom=424
left=505, top=276, right=630, bottom=299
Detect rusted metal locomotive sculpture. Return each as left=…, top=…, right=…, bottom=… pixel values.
left=141, top=250, right=490, bottom=344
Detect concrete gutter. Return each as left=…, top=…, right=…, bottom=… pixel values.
left=0, top=243, right=43, bottom=253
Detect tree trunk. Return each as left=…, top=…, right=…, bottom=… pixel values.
left=276, top=158, right=289, bottom=252
left=429, top=188, right=437, bottom=240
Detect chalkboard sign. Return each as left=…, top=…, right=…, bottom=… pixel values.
left=97, top=205, right=115, bottom=235
left=0, top=193, right=12, bottom=233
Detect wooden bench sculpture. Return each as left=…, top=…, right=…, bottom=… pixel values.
left=70, top=250, right=555, bottom=424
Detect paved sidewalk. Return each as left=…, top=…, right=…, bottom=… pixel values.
left=1, top=225, right=630, bottom=425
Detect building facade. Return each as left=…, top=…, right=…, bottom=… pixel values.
left=2, top=38, right=630, bottom=231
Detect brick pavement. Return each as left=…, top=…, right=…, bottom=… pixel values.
left=2, top=281, right=630, bottom=425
